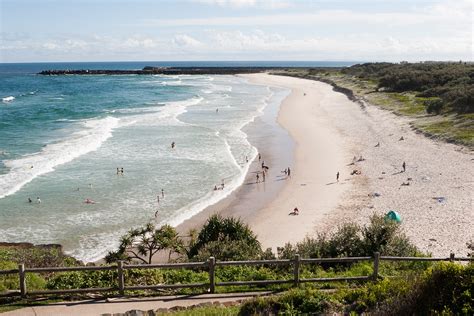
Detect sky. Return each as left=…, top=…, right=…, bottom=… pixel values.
left=0, top=0, right=472, bottom=62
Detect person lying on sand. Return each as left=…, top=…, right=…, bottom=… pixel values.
left=289, top=207, right=299, bottom=215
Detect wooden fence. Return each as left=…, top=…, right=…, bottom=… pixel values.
left=0, top=253, right=471, bottom=298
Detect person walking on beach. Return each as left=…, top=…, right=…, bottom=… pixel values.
left=262, top=170, right=266, bottom=182
left=402, top=161, right=406, bottom=172
left=256, top=173, right=260, bottom=183
left=258, top=153, right=261, bottom=161
left=161, top=189, right=164, bottom=198
left=287, top=167, right=291, bottom=178
left=336, top=171, right=340, bottom=182
left=157, top=195, right=160, bottom=204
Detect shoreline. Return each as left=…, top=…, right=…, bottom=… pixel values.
left=178, top=73, right=354, bottom=251
left=180, top=73, right=473, bottom=258
left=176, top=82, right=294, bottom=237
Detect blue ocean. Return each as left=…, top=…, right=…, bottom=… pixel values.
left=0, top=61, right=350, bottom=261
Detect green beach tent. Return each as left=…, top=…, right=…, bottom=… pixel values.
left=385, top=210, right=402, bottom=223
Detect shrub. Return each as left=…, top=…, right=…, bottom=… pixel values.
left=376, top=262, right=474, bottom=315
left=188, top=215, right=262, bottom=261
left=425, top=98, right=444, bottom=114
left=0, top=261, right=46, bottom=292
left=0, top=244, right=79, bottom=268
left=239, top=288, right=338, bottom=315
left=361, top=214, right=416, bottom=256
left=279, top=214, right=418, bottom=260
left=46, top=270, right=116, bottom=289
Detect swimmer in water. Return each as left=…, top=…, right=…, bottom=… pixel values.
left=84, top=198, right=95, bottom=204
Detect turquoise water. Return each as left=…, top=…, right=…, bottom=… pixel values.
left=0, top=64, right=290, bottom=261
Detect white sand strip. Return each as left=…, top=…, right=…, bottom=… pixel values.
left=244, top=74, right=473, bottom=257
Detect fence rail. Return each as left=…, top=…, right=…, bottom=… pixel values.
left=1, top=253, right=471, bottom=298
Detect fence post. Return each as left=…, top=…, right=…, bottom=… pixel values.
left=449, top=253, right=455, bottom=262
left=19, top=264, right=26, bottom=298
left=208, top=257, right=216, bottom=294
left=372, top=252, right=380, bottom=281
left=293, top=254, right=300, bottom=287
left=117, top=261, right=125, bottom=296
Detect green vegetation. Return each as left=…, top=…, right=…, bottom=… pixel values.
left=234, top=262, right=473, bottom=315
left=105, top=223, right=183, bottom=264
left=1, top=215, right=472, bottom=315
left=278, top=214, right=419, bottom=260
left=187, top=214, right=264, bottom=261
left=0, top=243, right=79, bottom=268
left=271, top=62, right=474, bottom=147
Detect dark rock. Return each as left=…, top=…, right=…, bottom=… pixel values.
left=169, top=306, right=186, bottom=311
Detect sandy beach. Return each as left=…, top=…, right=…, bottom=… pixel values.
left=179, top=73, right=473, bottom=258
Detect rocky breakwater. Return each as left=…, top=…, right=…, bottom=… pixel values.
left=38, top=66, right=274, bottom=75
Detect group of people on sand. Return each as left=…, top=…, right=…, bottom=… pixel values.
left=282, top=167, right=291, bottom=178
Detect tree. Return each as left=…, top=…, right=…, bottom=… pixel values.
left=105, top=223, right=183, bottom=264
left=188, top=214, right=262, bottom=261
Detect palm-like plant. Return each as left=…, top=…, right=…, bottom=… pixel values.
left=105, top=223, right=183, bottom=264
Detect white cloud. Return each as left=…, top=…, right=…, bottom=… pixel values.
left=193, top=0, right=256, bottom=7
left=191, top=0, right=290, bottom=9
left=172, top=34, right=203, bottom=48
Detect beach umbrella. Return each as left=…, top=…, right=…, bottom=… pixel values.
left=385, top=210, right=402, bottom=223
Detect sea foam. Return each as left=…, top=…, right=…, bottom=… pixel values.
left=2, top=96, right=15, bottom=103
left=0, top=116, right=119, bottom=199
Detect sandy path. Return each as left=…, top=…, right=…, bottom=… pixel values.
left=244, top=74, right=473, bottom=257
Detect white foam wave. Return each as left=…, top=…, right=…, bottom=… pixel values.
left=119, top=97, right=203, bottom=127
left=2, top=96, right=15, bottom=103
left=0, top=116, right=119, bottom=199
left=165, top=146, right=257, bottom=228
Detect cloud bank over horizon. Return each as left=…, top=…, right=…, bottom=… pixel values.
left=0, top=0, right=472, bottom=62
